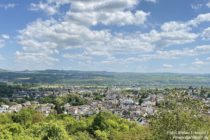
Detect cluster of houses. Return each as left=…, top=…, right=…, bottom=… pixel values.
left=62, top=89, right=162, bottom=124
left=0, top=101, right=55, bottom=116
left=0, top=103, right=25, bottom=113
left=1, top=86, right=210, bottom=125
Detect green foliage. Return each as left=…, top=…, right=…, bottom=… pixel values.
left=32, top=123, right=70, bottom=140
left=39, top=94, right=87, bottom=114
left=0, top=111, right=154, bottom=140
left=95, top=130, right=109, bottom=140
left=0, top=123, right=34, bottom=140
left=93, top=92, right=105, bottom=101
left=72, top=132, right=93, bottom=140
left=0, top=114, right=13, bottom=124
left=12, top=109, right=36, bottom=126
left=66, top=94, right=87, bottom=106
left=90, top=112, right=152, bottom=140
left=138, top=98, right=143, bottom=105
left=12, top=110, right=33, bottom=126
left=150, top=94, right=210, bottom=139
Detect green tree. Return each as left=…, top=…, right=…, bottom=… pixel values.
left=150, top=95, right=210, bottom=140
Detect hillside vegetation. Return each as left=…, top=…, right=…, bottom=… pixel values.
left=0, top=70, right=210, bottom=87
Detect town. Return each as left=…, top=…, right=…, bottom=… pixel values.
left=1, top=84, right=210, bottom=125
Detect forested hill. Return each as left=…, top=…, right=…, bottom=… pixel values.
left=0, top=70, right=210, bottom=87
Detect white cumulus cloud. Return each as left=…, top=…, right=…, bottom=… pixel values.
left=15, top=0, right=210, bottom=70
left=206, top=1, right=210, bottom=8
left=192, top=58, right=205, bottom=66
left=201, top=27, right=210, bottom=40
left=0, top=34, right=10, bottom=48
left=163, top=64, right=173, bottom=68
left=0, top=3, right=15, bottom=10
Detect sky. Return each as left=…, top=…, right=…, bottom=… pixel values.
left=0, top=0, right=210, bottom=73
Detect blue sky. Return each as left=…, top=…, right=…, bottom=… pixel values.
left=0, top=0, right=210, bottom=73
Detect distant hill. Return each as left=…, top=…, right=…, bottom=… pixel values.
left=0, top=70, right=209, bottom=87
left=0, top=68, right=9, bottom=72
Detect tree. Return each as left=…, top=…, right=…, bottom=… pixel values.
left=95, top=130, right=108, bottom=140
left=139, top=98, right=143, bottom=105
left=0, top=123, right=29, bottom=140
left=29, top=122, right=70, bottom=140
left=72, top=132, right=93, bottom=140
left=150, top=95, right=210, bottom=140
left=12, top=109, right=33, bottom=126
